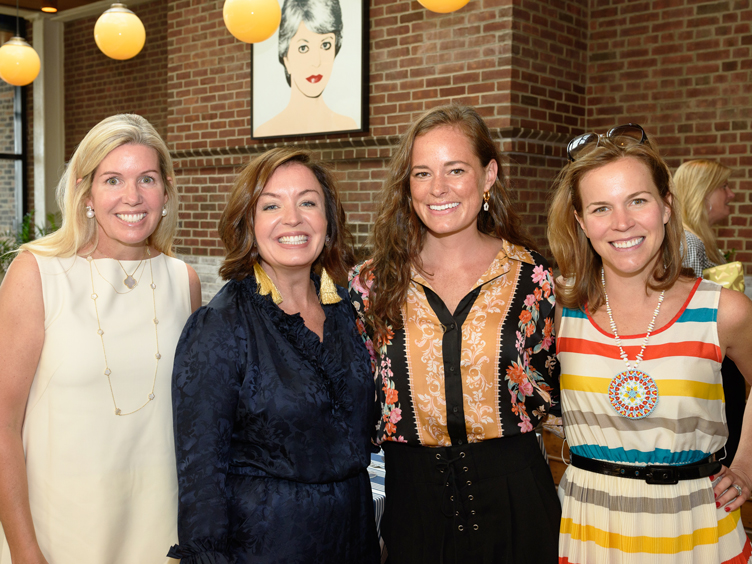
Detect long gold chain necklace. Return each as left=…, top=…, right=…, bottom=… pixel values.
left=87, top=252, right=161, bottom=416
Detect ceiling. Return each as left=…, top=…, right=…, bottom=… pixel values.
left=0, top=0, right=99, bottom=10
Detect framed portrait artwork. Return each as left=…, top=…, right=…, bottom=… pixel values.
left=251, top=0, right=369, bottom=139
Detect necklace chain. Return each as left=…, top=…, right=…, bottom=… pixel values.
left=601, top=268, right=665, bottom=370
left=87, top=253, right=161, bottom=416
left=92, top=258, right=147, bottom=295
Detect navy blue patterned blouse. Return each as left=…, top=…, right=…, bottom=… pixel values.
left=168, top=273, right=380, bottom=564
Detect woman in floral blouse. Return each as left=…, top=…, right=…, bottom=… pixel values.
left=349, top=104, right=560, bottom=564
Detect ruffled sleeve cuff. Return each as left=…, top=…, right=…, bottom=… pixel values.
left=167, top=539, right=231, bottom=564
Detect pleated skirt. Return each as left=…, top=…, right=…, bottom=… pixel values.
left=558, top=465, right=752, bottom=564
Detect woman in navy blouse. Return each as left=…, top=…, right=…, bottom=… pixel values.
left=168, top=148, right=379, bottom=564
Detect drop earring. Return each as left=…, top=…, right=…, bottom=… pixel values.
left=86, top=206, right=95, bottom=219
left=161, top=206, right=168, bottom=217
left=483, top=192, right=490, bottom=212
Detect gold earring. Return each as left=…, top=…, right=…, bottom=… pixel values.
left=319, top=268, right=342, bottom=305
left=483, top=191, right=490, bottom=211
left=253, top=262, right=283, bottom=305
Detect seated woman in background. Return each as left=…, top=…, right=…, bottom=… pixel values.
left=549, top=124, right=752, bottom=563
left=350, top=104, right=560, bottom=564
left=674, top=159, right=745, bottom=464
left=168, top=148, right=379, bottom=564
left=0, top=114, right=201, bottom=564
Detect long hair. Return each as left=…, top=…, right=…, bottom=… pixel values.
left=277, top=0, right=343, bottom=86
left=548, top=139, right=687, bottom=312
left=21, top=114, right=178, bottom=257
left=673, top=159, right=730, bottom=265
left=362, top=104, right=537, bottom=340
left=218, top=147, right=355, bottom=283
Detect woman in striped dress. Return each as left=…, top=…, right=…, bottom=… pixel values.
left=547, top=124, right=752, bottom=564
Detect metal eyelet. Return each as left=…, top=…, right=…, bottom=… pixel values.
left=460, top=452, right=466, bottom=458
left=455, top=510, right=459, bottom=516
left=436, top=454, right=441, bottom=460
left=458, top=525, right=464, bottom=531
left=467, top=480, right=472, bottom=486
left=463, top=466, right=468, bottom=472
left=473, top=524, right=479, bottom=531
left=468, top=494, right=474, bottom=501
left=450, top=495, right=454, bottom=501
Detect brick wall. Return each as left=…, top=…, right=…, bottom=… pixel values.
left=58, top=0, right=752, bottom=296
left=64, top=0, right=169, bottom=158
left=585, top=0, right=752, bottom=267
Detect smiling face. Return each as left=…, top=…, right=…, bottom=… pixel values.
left=409, top=126, right=497, bottom=240
left=706, top=181, right=734, bottom=225
left=254, top=162, right=328, bottom=277
left=575, top=157, right=671, bottom=281
left=283, top=21, right=336, bottom=98
left=85, top=143, right=168, bottom=259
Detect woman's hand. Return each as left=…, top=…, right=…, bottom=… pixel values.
left=712, top=465, right=751, bottom=513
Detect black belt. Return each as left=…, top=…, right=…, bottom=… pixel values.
left=570, top=453, right=721, bottom=485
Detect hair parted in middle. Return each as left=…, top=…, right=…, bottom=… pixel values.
left=218, top=147, right=354, bottom=284
left=277, top=0, right=343, bottom=87
left=673, top=159, right=731, bottom=265
left=361, top=103, right=537, bottom=341
left=547, top=137, right=688, bottom=313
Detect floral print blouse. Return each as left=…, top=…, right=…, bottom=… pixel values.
left=349, top=241, right=559, bottom=447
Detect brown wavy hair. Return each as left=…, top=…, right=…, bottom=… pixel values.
left=361, top=104, right=537, bottom=341
left=547, top=138, right=688, bottom=312
left=219, top=148, right=355, bottom=283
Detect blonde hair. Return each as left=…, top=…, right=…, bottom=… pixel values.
left=548, top=140, right=687, bottom=312
left=673, top=159, right=730, bottom=265
left=21, top=114, right=178, bottom=257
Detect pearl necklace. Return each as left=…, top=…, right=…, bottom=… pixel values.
left=602, top=268, right=665, bottom=419
left=87, top=253, right=161, bottom=416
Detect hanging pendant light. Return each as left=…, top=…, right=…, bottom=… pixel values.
left=94, top=3, right=146, bottom=60
left=41, top=0, right=58, bottom=14
left=418, top=0, right=470, bottom=13
left=0, top=0, right=40, bottom=86
left=223, top=0, right=281, bottom=44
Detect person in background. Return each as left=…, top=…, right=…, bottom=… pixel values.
left=674, top=159, right=745, bottom=464
left=0, top=114, right=201, bottom=564
left=168, top=148, right=379, bottom=564
left=549, top=124, right=752, bottom=563
left=350, top=104, right=560, bottom=564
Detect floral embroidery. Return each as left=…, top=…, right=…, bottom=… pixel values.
left=506, top=263, right=557, bottom=433
left=348, top=262, right=405, bottom=443
left=349, top=246, right=559, bottom=446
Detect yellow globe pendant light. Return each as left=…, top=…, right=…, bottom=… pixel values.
left=223, top=0, right=281, bottom=44
left=418, top=0, right=470, bottom=13
left=94, top=3, right=146, bottom=60
left=0, top=37, right=40, bottom=86
left=0, top=0, right=40, bottom=86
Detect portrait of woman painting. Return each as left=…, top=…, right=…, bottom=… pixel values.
left=252, top=0, right=367, bottom=139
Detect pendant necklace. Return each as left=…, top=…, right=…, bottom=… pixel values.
left=87, top=250, right=161, bottom=416
left=602, top=268, right=665, bottom=419
left=118, top=256, right=144, bottom=290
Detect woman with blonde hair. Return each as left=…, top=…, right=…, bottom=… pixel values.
left=549, top=125, right=752, bottom=563
left=674, top=159, right=734, bottom=271
left=674, top=159, right=745, bottom=465
left=0, top=114, right=201, bottom=564
left=350, top=104, right=560, bottom=563
left=168, top=148, right=379, bottom=564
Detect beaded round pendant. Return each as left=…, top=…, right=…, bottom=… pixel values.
left=608, top=369, right=658, bottom=419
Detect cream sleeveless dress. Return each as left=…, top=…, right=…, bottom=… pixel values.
left=0, top=253, right=191, bottom=564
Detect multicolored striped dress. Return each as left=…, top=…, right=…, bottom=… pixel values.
left=557, top=279, right=752, bottom=564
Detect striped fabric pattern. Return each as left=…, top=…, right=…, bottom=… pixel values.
left=557, top=279, right=752, bottom=563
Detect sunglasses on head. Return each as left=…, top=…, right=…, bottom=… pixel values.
left=566, top=123, right=648, bottom=162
